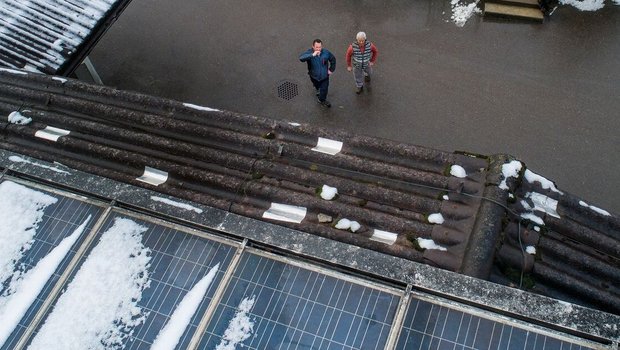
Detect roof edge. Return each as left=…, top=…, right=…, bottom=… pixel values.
left=1, top=149, right=618, bottom=344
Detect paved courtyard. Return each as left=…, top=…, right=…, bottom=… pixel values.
left=89, top=0, right=620, bottom=214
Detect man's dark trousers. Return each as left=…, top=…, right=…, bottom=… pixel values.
left=311, top=77, right=329, bottom=102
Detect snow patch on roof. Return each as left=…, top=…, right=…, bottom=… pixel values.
left=216, top=296, right=256, bottom=350
left=28, top=218, right=151, bottom=349
left=8, top=155, right=71, bottom=175
left=428, top=213, right=445, bottom=224
left=183, top=103, right=220, bottom=112
left=7, top=111, right=32, bottom=125
left=450, top=165, right=467, bottom=178
left=499, top=161, right=522, bottom=190
left=417, top=238, right=448, bottom=251
left=524, top=169, right=563, bottom=194
left=579, top=200, right=611, bottom=217
left=151, top=196, right=203, bottom=214
left=521, top=212, right=545, bottom=226
left=320, top=184, right=338, bottom=200
left=334, top=218, right=361, bottom=233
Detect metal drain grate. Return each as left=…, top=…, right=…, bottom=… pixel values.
left=277, top=81, right=299, bottom=101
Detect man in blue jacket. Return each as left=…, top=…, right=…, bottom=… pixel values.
left=299, top=39, right=336, bottom=108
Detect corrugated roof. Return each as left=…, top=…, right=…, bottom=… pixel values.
left=492, top=177, right=620, bottom=315
left=0, top=0, right=129, bottom=75
left=0, top=68, right=618, bottom=317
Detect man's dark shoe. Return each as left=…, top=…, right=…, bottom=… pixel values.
left=317, top=99, right=331, bottom=108
left=356, top=86, right=363, bottom=94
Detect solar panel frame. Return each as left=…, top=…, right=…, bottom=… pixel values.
left=394, top=291, right=603, bottom=350
left=198, top=248, right=403, bottom=350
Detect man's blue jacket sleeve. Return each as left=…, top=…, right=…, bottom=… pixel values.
left=299, top=49, right=313, bottom=62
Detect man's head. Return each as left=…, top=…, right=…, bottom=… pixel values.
left=312, top=39, right=322, bottom=52
left=356, top=31, right=366, bottom=46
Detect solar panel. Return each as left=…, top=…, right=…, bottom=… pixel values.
left=19, top=210, right=238, bottom=350
left=395, top=294, right=597, bottom=350
left=199, top=250, right=401, bottom=350
left=0, top=181, right=104, bottom=350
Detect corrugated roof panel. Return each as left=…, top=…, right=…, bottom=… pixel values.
left=0, top=0, right=118, bottom=74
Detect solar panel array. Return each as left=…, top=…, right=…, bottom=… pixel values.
left=199, top=251, right=401, bottom=349
left=0, top=183, right=103, bottom=350
left=0, top=179, right=605, bottom=350
left=395, top=296, right=595, bottom=350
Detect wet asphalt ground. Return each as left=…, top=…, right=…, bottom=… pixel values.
left=89, top=0, right=619, bottom=214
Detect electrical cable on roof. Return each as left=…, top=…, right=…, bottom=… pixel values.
left=279, top=148, right=531, bottom=288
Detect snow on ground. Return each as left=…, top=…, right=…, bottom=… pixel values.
left=560, top=0, right=605, bottom=10
left=579, top=200, right=611, bottom=216
left=320, top=184, right=338, bottom=200
left=27, top=218, right=152, bottom=350
left=526, top=246, right=537, bottom=255
left=417, top=238, right=448, bottom=251
left=9, top=156, right=71, bottom=175
left=0, top=181, right=57, bottom=286
left=0, top=216, right=91, bottom=347
left=151, top=263, right=220, bottom=350
left=499, top=161, right=523, bottom=190
left=216, top=296, right=256, bottom=350
left=450, top=165, right=467, bottom=178
left=151, top=196, right=203, bottom=214
left=450, top=0, right=481, bottom=27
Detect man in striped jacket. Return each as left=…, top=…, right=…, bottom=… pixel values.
left=346, top=32, right=378, bottom=94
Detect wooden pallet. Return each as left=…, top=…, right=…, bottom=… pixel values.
left=489, top=0, right=540, bottom=8
left=484, top=2, right=544, bottom=22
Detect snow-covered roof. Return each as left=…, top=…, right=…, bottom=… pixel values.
left=0, top=69, right=618, bottom=323
left=0, top=0, right=130, bottom=75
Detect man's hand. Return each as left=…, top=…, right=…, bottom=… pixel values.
left=347, top=66, right=352, bottom=72
left=370, top=62, right=375, bottom=67
left=313, top=50, right=321, bottom=56
left=328, top=70, right=332, bottom=75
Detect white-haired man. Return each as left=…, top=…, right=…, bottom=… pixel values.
left=345, top=32, right=378, bottom=94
